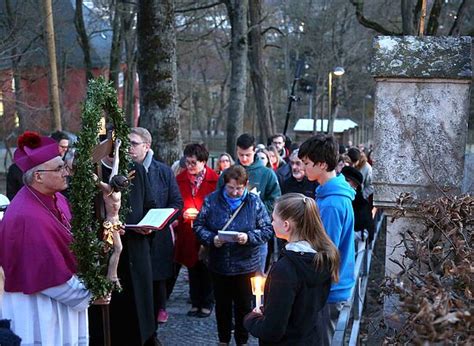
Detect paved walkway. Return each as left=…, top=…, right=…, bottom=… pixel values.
left=157, top=269, right=258, bottom=346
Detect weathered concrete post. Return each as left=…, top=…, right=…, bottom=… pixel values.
left=370, top=36, right=472, bottom=324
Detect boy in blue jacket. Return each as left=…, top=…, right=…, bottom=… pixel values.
left=298, top=134, right=355, bottom=342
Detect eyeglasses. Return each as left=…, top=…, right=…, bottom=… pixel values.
left=225, top=184, right=246, bottom=193
left=130, top=141, right=146, bottom=147
left=185, top=160, right=200, bottom=167
left=36, top=165, right=69, bottom=173
left=220, top=159, right=230, bottom=163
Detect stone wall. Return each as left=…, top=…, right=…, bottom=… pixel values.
left=371, top=36, right=471, bottom=208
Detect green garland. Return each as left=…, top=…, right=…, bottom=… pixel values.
left=69, top=77, right=131, bottom=299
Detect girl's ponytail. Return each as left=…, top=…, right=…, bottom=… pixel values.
left=275, top=193, right=340, bottom=282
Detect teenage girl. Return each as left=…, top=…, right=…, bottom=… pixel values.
left=244, top=193, right=340, bottom=345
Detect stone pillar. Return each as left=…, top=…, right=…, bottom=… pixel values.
left=370, top=36, right=472, bottom=325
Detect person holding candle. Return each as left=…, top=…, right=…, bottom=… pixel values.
left=175, top=143, right=218, bottom=318
left=244, top=193, right=340, bottom=345
left=194, top=165, right=273, bottom=346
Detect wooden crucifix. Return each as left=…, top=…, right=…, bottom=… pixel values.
left=91, top=131, right=130, bottom=346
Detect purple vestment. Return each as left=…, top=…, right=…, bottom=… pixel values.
left=0, top=186, right=77, bottom=294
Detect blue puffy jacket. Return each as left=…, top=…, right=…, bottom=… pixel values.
left=194, top=188, right=273, bottom=276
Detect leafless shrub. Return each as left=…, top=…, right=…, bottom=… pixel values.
left=383, top=193, right=473, bottom=344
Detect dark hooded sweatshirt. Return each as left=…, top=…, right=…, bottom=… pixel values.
left=244, top=244, right=331, bottom=345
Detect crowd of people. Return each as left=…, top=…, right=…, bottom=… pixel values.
left=0, top=128, right=375, bottom=345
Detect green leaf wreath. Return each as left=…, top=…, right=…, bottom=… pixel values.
left=69, top=77, right=131, bottom=299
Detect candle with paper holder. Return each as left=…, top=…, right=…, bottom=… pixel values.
left=251, top=275, right=266, bottom=312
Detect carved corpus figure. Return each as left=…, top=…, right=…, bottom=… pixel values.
left=95, top=139, right=129, bottom=289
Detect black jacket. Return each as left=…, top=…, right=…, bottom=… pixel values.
left=353, top=187, right=374, bottom=241
left=114, top=162, right=157, bottom=345
left=244, top=249, right=331, bottom=345
left=147, top=158, right=183, bottom=280
left=6, top=163, right=23, bottom=201
left=276, top=163, right=291, bottom=187
left=281, top=176, right=318, bottom=198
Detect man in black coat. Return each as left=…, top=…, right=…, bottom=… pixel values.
left=129, top=127, right=183, bottom=325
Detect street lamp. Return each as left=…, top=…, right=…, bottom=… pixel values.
left=328, top=67, right=345, bottom=133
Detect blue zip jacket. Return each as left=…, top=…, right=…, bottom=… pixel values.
left=316, top=174, right=356, bottom=302
left=194, top=188, right=273, bottom=275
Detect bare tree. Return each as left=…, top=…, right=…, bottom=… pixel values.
left=248, top=0, right=276, bottom=142
left=137, top=0, right=182, bottom=165
left=223, top=0, right=248, bottom=154
left=75, top=0, right=93, bottom=81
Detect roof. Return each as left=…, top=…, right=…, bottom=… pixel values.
left=0, top=0, right=112, bottom=70
left=293, top=118, right=358, bottom=133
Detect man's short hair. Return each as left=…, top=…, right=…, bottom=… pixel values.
left=23, top=166, right=38, bottom=186
left=131, top=127, right=152, bottom=144
left=50, top=131, right=69, bottom=142
left=347, top=147, right=361, bottom=164
left=236, top=134, right=255, bottom=150
left=223, top=165, right=248, bottom=185
left=271, top=133, right=286, bottom=143
left=183, top=143, right=209, bottom=162
left=298, top=134, right=338, bottom=172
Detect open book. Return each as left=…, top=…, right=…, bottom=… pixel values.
left=125, top=208, right=178, bottom=231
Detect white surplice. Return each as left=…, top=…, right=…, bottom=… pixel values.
left=0, top=275, right=91, bottom=346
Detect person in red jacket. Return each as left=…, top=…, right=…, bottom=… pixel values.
left=174, top=143, right=219, bottom=318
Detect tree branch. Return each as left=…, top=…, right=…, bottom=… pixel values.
left=261, top=26, right=285, bottom=37
left=263, top=43, right=281, bottom=50
left=175, top=1, right=223, bottom=13
left=349, top=0, right=401, bottom=35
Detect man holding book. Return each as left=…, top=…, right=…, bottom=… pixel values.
left=129, top=127, right=183, bottom=325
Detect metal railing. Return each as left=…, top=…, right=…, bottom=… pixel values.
left=331, top=211, right=386, bottom=345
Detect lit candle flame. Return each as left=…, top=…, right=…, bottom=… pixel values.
left=251, top=275, right=266, bottom=312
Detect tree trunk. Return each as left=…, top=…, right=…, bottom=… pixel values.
left=43, top=0, right=62, bottom=131
left=109, top=0, right=123, bottom=90
left=449, top=0, right=469, bottom=35
left=123, top=53, right=136, bottom=127
left=122, top=1, right=137, bottom=126
left=426, top=0, right=443, bottom=35
left=413, top=0, right=423, bottom=34
left=137, top=0, right=181, bottom=165
left=74, top=0, right=93, bottom=82
left=401, top=0, right=414, bottom=35
left=248, top=0, right=275, bottom=142
left=213, top=73, right=228, bottom=135
left=224, top=0, right=248, bottom=154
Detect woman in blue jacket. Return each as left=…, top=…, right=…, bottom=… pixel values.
left=244, top=193, right=340, bottom=345
left=194, top=165, right=273, bottom=346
